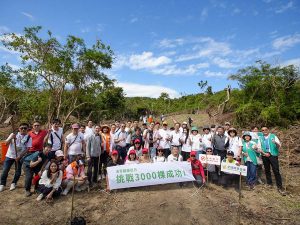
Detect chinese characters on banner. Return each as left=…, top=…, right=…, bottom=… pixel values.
left=221, top=162, right=247, bottom=176
left=107, top=162, right=195, bottom=190
left=199, top=154, right=221, bottom=165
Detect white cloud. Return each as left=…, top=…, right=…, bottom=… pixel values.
left=212, top=57, right=237, bottom=68
left=272, top=34, right=300, bottom=50
left=232, top=8, right=241, bottom=14
left=282, top=58, right=300, bottom=68
left=200, top=8, right=208, bottom=21
left=152, top=63, right=209, bottom=76
left=130, top=17, right=138, bottom=23
left=158, top=38, right=185, bottom=48
left=203, top=70, right=227, bottom=77
left=21, top=12, right=34, bottom=20
left=275, top=1, right=293, bottom=13
left=117, top=82, right=180, bottom=98
left=176, top=37, right=232, bottom=62
left=128, top=52, right=172, bottom=70
left=80, top=27, right=90, bottom=33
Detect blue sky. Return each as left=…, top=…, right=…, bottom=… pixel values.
left=1, top=0, right=300, bottom=98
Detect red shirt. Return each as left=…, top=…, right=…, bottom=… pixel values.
left=29, top=130, right=48, bottom=152
left=188, top=158, right=205, bottom=178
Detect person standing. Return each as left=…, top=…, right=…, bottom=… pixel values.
left=28, top=121, right=48, bottom=153
left=85, top=120, right=95, bottom=138
left=86, top=125, right=102, bottom=187
left=202, top=125, right=213, bottom=148
left=259, top=126, right=285, bottom=194
left=212, top=126, right=227, bottom=161
left=250, top=126, right=264, bottom=184
left=64, top=123, right=85, bottom=163
left=158, top=121, right=171, bottom=157
left=241, top=131, right=261, bottom=190
left=180, top=128, right=191, bottom=161
left=0, top=123, right=32, bottom=192
left=45, top=118, right=64, bottom=159
left=226, top=127, right=242, bottom=161
left=114, top=123, right=128, bottom=162
left=190, top=126, right=205, bottom=159
left=170, top=122, right=182, bottom=153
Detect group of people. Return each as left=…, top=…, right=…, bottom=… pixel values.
left=0, top=118, right=286, bottom=202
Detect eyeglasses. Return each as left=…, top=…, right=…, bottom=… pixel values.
left=20, top=127, right=28, bottom=130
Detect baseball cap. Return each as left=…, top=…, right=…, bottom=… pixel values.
left=182, top=121, right=188, bottom=125
left=134, top=139, right=141, bottom=144
left=112, top=150, right=118, bottom=155
left=55, top=150, right=64, bottom=158
left=227, top=150, right=234, bottom=156
left=142, top=148, right=149, bottom=154
left=72, top=123, right=80, bottom=129
left=190, top=151, right=197, bottom=156
left=129, top=150, right=136, bottom=155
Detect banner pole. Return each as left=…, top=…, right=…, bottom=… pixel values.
left=237, top=171, right=242, bottom=225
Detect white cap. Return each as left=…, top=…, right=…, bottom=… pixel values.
left=55, top=150, right=64, bottom=157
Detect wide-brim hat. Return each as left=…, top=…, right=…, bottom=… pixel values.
left=242, top=131, right=252, bottom=140
left=101, top=124, right=110, bottom=132
left=228, top=127, right=237, bottom=135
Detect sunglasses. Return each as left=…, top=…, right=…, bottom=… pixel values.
left=20, top=127, right=28, bottom=130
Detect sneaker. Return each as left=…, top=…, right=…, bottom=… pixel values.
left=25, top=191, right=32, bottom=197
left=278, top=188, right=287, bottom=196
left=257, top=178, right=264, bottom=185
left=75, top=186, right=82, bottom=192
left=9, top=183, right=16, bottom=191
left=0, top=185, right=4, bottom=192
left=36, top=194, right=44, bottom=201
left=61, top=189, right=69, bottom=196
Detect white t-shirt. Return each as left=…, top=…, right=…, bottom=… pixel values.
left=202, top=133, right=213, bottom=148
left=153, top=156, right=166, bottom=163
left=167, top=154, right=183, bottom=162
left=180, top=134, right=191, bottom=152
left=85, top=126, right=95, bottom=138
left=227, top=136, right=243, bottom=158
left=114, top=131, right=128, bottom=147
left=158, top=129, right=171, bottom=149
left=125, top=160, right=139, bottom=165
left=6, top=133, right=32, bottom=159
left=170, top=130, right=182, bottom=146
left=66, top=132, right=84, bottom=156
left=190, top=134, right=205, bottom=151
left=48, top=127, right=63, bottom=151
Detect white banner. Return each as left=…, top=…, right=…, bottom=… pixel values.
left=221, top=162, right=247, bottom=176
left=107, top=162, right=195, bottom=190
left=199, top=154, right=221, bottom=165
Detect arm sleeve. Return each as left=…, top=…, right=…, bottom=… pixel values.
left=275, top=136, right=281, bottom=147
left=53, top=171, right=63, bottom=189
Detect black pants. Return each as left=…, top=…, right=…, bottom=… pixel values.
left=100, top=151, right=108, bottom=177
left=262, top=155, right=282, bottom=188
left=24, top=166, right=40, bottom=191
left=163, top=148, right=171, bottom=158
left=181, top=151, right=190, bottom=161
left=87, top=157, right=100, bottom=184
left=215, top=149, right=227, bottom=161
left=116, top=146, right=127, bottom=163
left=220, top=173, right=239, bottom=189
left=38, top=184, right=62, bottom=198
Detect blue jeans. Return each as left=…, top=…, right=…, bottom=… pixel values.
left=246, top=161, right=257, bottom=186
left=0, top=157, right=22, bottom=186
left=150, top=147, right=157, bottom=159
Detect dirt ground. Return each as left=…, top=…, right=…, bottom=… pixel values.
left=0, top=167, right=299, bottom=225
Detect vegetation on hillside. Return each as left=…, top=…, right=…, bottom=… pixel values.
left=0, top=27, right=299, bottom=127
